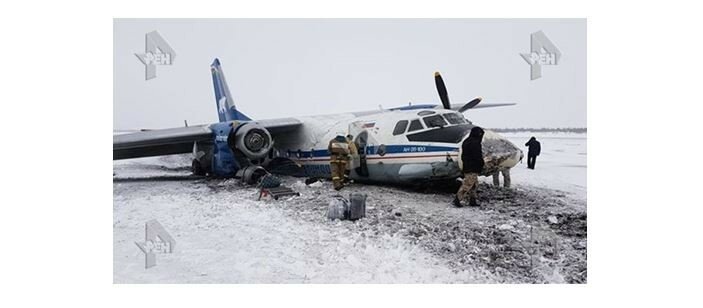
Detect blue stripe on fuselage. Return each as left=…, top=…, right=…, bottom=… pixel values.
left=285, top=145, right=458, bottom=159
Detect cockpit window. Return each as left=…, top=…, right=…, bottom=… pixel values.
left=443, top=113, right=467, bottom=125
left=393, top=120, right=409, bottom=135
left=423, top=115, right=448, bottom=128
left=407, top=119, right=424, bottom=132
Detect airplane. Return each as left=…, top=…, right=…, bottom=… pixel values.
left=113, top=59, right=523, bottom=185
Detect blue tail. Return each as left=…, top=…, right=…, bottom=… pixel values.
left=210, top=58, right=251, bottom=122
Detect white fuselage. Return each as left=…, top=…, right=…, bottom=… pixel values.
left=269, top=108, right=523, bottom=184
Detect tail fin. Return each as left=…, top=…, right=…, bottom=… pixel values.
left=210, top=58, right=251, bottom=122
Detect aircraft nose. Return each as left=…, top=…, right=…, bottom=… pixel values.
left=481, top=130, right=523, bottom=174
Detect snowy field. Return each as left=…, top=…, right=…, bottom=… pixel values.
left=113, top=132, right=586, bottom=283
left=497, top=132, right=587, bottom=201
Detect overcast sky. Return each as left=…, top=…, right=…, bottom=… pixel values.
left=114, top=19, right=585, bottom=130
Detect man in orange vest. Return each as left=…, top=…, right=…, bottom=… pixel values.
left=328, top=135, right=351, bottom=190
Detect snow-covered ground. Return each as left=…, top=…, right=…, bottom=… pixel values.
left=496, top=132, right=587, bottom=201
left=113, top=132, right=586, bottom=283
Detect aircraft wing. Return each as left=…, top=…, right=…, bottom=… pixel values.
left=113, top=125, right=213, bottom=160
left=449, top=102, right=516, bottom=111
left=113, top=118, right=302, bottom=160
left=254, top=118, right=303, bottom=134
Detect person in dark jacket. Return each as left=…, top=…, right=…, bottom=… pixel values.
left=525, top=136, right=541, bottom=169
left=454, top=126, right=485, bottom=207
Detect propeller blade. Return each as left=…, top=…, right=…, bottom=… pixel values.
left=458, top=97, right=483, bottom=113
left=434, top=72, right=451, bottom=109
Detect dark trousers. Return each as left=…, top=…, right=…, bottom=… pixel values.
left=527, top=155, right=537, bottom=169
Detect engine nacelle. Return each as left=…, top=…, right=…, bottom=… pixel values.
left=228, top=123, right=273, bottom=161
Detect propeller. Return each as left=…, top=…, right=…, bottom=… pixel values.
left=434, top=71, right=483, bottom=112
left=458, top=97, right=483, bottom=113
left=434, top=72, right=451, bottom=109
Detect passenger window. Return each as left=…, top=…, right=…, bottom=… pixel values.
left=407, top=119, right=424, bottom=132
left=393, top=120, right=409, bottom=135
left=423, top=115, right=448, bottom=128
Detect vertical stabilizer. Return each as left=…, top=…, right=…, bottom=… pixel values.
left=210, top=58, right=251, bottom=122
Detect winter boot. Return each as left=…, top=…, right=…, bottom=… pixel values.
left=452, top=196, right=463, bottom=207
left=469, top=197, right=480, bottom=207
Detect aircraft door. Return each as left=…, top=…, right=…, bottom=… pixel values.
left=348, top=121, right=373, bottom=177
left=355, top=131, right=369, bottom=177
